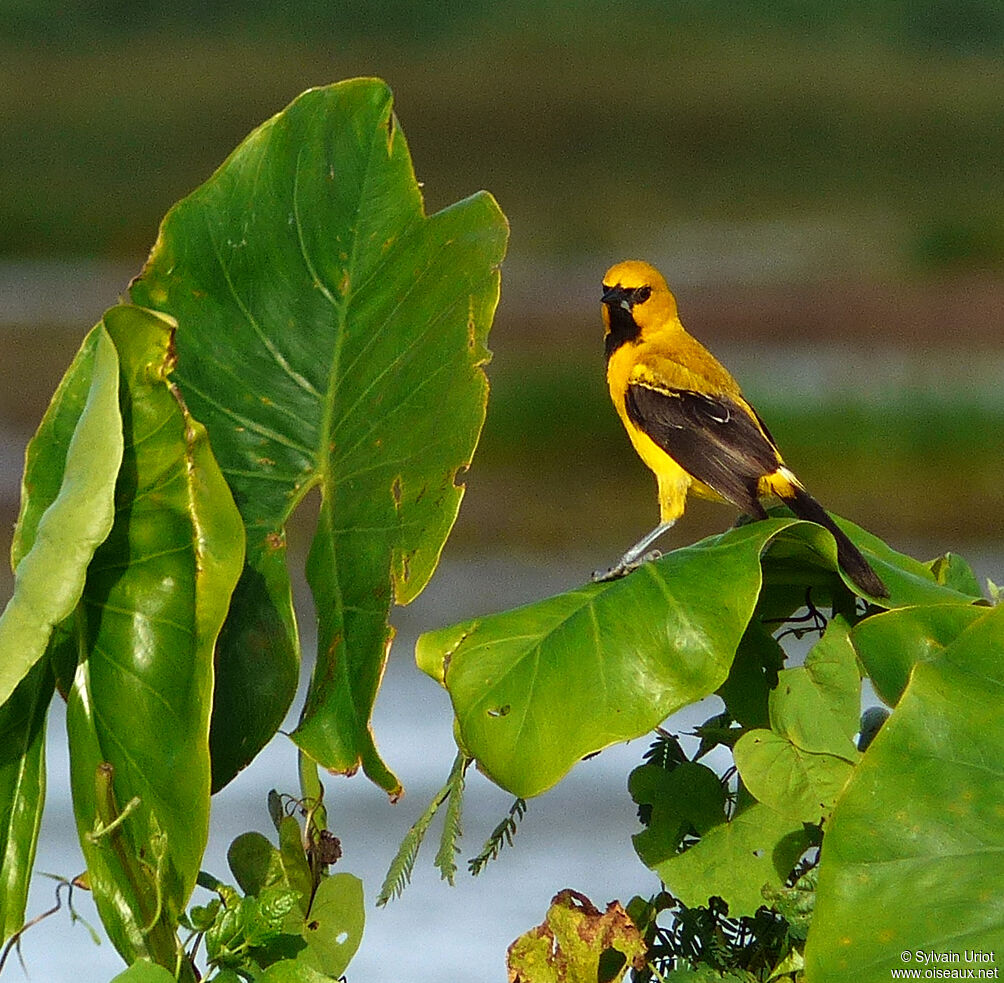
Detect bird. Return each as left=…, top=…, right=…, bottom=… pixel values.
left=597, top=259, right=887, bottom=597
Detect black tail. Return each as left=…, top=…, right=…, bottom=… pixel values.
left=782, top=485, right=888, bottom=597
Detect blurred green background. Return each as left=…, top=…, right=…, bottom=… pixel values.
left=2, top=0, right=1002, bottom=589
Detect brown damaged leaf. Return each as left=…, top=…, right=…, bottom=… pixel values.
left=507, top=890, right=646, bottom=983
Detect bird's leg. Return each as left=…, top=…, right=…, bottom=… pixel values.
left=592, top=520, right=676, bottom=582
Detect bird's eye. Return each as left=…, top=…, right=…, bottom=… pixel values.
left=633, top=286, right=652, bottom=304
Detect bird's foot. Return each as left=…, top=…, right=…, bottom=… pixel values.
left=591, top=549, right=663, bottom=583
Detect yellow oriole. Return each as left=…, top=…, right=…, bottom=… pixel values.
left=599, top=259, right=887, bottom=597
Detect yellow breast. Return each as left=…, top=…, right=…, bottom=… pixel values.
left=606, top=333, right=735, bottom=518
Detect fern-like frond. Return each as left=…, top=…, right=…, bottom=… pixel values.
left=433, top=753, right=470, bottom=885
left=377, top=750, right=469, bottom=905
left=643, top=727, right=688, bottom=770
left=468, top=797, right=527, bottom=876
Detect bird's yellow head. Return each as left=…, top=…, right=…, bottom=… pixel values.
left=601, top=260, right=679, bottom=355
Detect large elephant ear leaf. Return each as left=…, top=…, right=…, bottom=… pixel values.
left=130, top=78, right=509, bottom=794
left=805, top=603, right=1004, bottom=981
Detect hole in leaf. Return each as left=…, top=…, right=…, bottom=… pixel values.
left=336, top=931, right=349, bottom=945
left=487, top=705, right=510, bottom=718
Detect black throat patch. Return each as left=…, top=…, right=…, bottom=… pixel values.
left=604, top=304, right=641, bottom=359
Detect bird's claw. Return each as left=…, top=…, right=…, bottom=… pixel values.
left=591, top=565, right=626, bottom=583
left=591, top=549, right=663, bottom=583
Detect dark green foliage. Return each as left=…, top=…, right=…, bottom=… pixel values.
left=0, top=78, right=505, bottom=980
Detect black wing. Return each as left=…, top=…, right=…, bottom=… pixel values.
left=625, top=383, right=781, bottom=513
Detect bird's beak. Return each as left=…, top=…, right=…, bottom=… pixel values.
left=601, top=284, right=632, bottom=311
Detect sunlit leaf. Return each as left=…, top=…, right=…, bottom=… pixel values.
left=851, top=603, right=985, bottom=706
left=296, top=872, right=365, bottom=978
left=761, top=511, right=982, bottom=608
left=654, top=802, right=813, bottom=919
left=0, top=324, right=121, bottom=707
left=258, top=961, right=330, bottom=983
left=768, top=617, right=860, bottom=761
left=733, top=729, right=854, bottom=823
left=109, top=960, right=178, bottom=983
left=131, top=78, right=508, bottom=794
left=0, top=321, right=122, bottom=942
left=926, top=551, right=983, bottom=598
left=66, top=305, right=244, bottom=966
left=418, top=517, right=962, bottom=798
left=805, top=604, right=1004, bottom=981
left=418, top=521, right=790, bottom=797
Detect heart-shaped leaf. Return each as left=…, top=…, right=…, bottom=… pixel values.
left=296, top=873, right=365, bottom=979
left=417, top=517, right=970, bottom=798
left=131, top=78, right=508, bottom=794
left=653, top=802, right=813, bottom=919
left=851, top=603, right=986, bottom=706
left=733, top=730, right=854, bottom=823
left=767, top=617, right=861, bottom=762
left=805, top=603, right=1004, bottom=981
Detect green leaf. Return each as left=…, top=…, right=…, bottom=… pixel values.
left=419, top=520, right=794, bottom=798
left=654, top=803, right=813, bottom=919
left=654, top=970, right=753, bottom=983
left=228, top=831, right=286, bottom=897
left=278, top=815, right=313, bottom=914
left=468, top=796, right=527, bottom=877
left=295, top=872, right=365, bottom=978
left=376, top=753, right=466, bottom=905
left=805, top=603, right=1004, bottom=982
left=258, top=961, right=331, bottom=983
left=130, top=78, right=508, bottom=793
left=733, top=730, right=855, bottom=822
left=734, top=619, right=860, bottom=822
left=66, top=305, right=245, bottom=966
left=0, top=323, right=122, bottom=707
left=298, top=752, right=328, bottom=834
left=0, top=660, right=53, bottom=942
left=851, top=602, right=985, bottom=706
left=926, top=551, right=984, bottom=598
left=798, top=616, right=861, bottom=743
left=247, top=884, right=301, bottom=947
left=419, top=516, right=975, bottom=798
left=763, top=511, right=983, bottom=608
left=433, top=751, right=468, bottom=885
left=767, top=617, right=861, bottom=761
left=716, top=621, right=783, bottom=729
left=628, top=761, right=727, bottom=868
left=208, top=972, right=245, bottom=983
left=109, top=960, right=178, bottom=983
left=1, top=319, right=120, bottom=943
